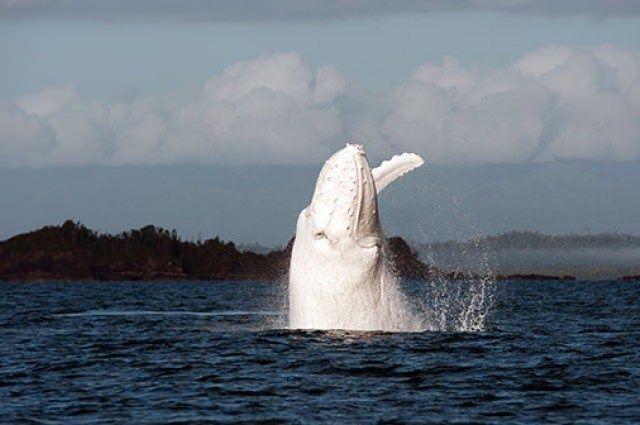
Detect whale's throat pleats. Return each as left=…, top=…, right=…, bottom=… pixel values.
left=352, top=148, right=381, bottom=248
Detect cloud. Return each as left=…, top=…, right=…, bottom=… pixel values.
left=1, top=45, right=640, bottom=167
left=1, top=0, right=639, bottom=21
left=16, top=84, right=80, bottom=117
left=383, top=45, right=640, bottom=164
left=0, top=103, right=54, bottom=165
left=0, top=52, right=346, bottom=166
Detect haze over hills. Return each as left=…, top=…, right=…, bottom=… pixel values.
left=418, top=231, right=640, bottom=280
left=2, top=161, right=639, bottom=246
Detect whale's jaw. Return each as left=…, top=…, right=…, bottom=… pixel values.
left=307, top=143, right=382, bottom=248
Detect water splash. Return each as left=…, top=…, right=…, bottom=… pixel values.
left=418, top=275, right=495, bottom=332
left=384, top=246, right=495, bottom=332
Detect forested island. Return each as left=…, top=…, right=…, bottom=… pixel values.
left=2, top=222, right=639, bottom=282
left=0, top=221, right=434, bottom=282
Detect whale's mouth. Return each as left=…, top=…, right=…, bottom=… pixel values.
left=309, top=144, right=381, bottom=247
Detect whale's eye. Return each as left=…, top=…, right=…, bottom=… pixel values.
left=314, top=230, right=326, bottom=239
left=356, top=235, right=382, bottom=249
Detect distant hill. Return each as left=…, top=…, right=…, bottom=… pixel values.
left=0, top=221, right=288, bottom=282
left=422, top=230, right=640, bottom=251
left=0, top=221, right=431, bottom=282
left=418, top=231, right=640, bottom=279
left=2, top=223, right=637, bottom=282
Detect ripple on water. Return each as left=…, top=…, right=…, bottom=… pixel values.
left=0, top=280, right=638, bottom=424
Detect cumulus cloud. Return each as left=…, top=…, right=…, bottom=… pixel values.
left=0, top=52, right=346, bottom=166
left=0, top=104, right=54, bottom=165
left=1, top=0, right=639, bottom=21
left=1, top=46, right=640, bottom=167
left=383, top=45, right=640, bottom=164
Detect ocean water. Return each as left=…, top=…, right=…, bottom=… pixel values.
left=1, top=280, right=638, bottom=424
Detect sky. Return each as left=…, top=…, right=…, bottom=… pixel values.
left=2, top=161, right=640, bottom=245
left=1, top=0, right=640, bottom=242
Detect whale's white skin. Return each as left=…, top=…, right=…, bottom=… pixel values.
left=288, top=144, right=424, bottom=330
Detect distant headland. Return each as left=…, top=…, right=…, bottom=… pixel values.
left=1, top=221, right=639, bottom=282
left=0, top=220, right=437, bottom=282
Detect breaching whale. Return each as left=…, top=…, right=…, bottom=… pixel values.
left=289, top=144, right=424, bottom=330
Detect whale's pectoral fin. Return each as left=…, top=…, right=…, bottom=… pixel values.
left=372, top=153, right=424, bottom=192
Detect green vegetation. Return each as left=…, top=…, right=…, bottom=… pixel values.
left=0, top=220, right=289, bottom=281
left=0, top=221, right=429, bottom=282
left=2, top=223, right=638, bottom=282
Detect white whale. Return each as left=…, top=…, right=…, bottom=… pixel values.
left=289, top=144, right=424, bottom=330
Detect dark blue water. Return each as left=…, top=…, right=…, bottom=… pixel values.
left=1, top=280, right=638, bottom=424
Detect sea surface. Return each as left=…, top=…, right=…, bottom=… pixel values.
left=1, top=280, right=638, bottom=424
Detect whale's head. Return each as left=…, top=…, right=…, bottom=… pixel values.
left=295, top=144, right=382, bottom=266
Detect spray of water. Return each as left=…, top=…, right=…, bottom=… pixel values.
left=407, top=179, right=497, bottom=332
left=384, top=248, right=495, bottom=333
